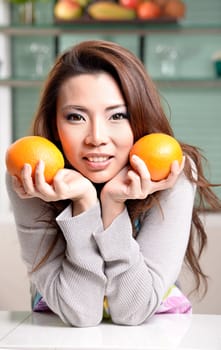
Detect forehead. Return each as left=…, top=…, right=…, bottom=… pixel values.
left=60, top=72, right=117, bottom=87
left=58, top=73, right=124, bottom=102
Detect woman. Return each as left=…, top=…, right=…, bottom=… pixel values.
left=6, top=40, right=221, bottom=327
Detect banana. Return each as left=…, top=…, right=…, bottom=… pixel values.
left=87, top=1, right=136, bottom=20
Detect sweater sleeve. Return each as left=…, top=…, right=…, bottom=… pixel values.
left=6, top=173, right=106, bottom=327
left=94, top=170, right=196, bottom=325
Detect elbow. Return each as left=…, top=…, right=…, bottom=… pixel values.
left=111, top=316, right=145, bottom=326
left=110, top=305, right=153, bottom=326
left=71, top=316, right=102, bottom=328
left=110, top=295, right=160, bottom=326
left=62, top=313, right=102, bottom=328
left=59, top=309, right=103, bottom=328
left=111, top=312, right=149, bottom=326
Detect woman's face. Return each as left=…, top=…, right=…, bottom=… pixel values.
left=56, top=73, right=134, bottom=183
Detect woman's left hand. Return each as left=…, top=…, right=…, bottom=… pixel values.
left=101, top=155, right=185, bottom=228
left=102, top=155, right=185, bottom=204
left=100, top=155, right=185, bottom=228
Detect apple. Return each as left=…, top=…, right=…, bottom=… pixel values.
left=119, top=0, right=141, bottom=10
left=54, top=0, right=83, bottom=20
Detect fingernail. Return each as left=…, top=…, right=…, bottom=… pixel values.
left=131, top=154, right=140, bottom=161
left=38, top=159, right=44, bottom=167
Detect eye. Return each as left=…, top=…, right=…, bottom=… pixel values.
left=110, top=112, right=129, bottom=120
left=66, top=113, right=85, bottom=122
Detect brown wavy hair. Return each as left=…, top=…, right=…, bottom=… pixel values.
left=31, top=40, right=221, bottom=295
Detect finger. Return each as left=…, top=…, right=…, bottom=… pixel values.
left=34, top=160, right=57, bottom=197
left=12, top=175, right=25, bottom=193
left=21, top=163, right=36, bottom=195
left=12, top=175, right=33, bottom=199
left=170, top=160, right=180, bottom=176
left=171, top=156, right=185, bottom=175
left=34, top=160, right=47, bottom=189
left=130, top=154, right=153, bottom=195
left=154, top=159, right=184, bottom=192
left=130, top=155, right=151, bottom=180
left=53, top=169, right=77, bottom=198
left=126, top=170, right=149, bottom=199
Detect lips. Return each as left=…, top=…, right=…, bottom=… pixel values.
left=86, top=156, right=110, bottom=163
left=84, top=153, right=112, bottom=161
left=83, top=153, right=113, bottom=170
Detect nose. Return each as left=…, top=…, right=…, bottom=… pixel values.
left=85, top=120, right=108, bottom=146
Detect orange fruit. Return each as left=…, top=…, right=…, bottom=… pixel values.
left=163, top=0, right=186, bottom=19
left=129, top=133, right=183, bottom=181
left=136, top=1, right=161, bottom=19
left=5, top=136, right=65, bottom=184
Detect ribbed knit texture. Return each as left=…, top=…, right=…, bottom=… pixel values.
left=6, top=169, right=196, bottom=327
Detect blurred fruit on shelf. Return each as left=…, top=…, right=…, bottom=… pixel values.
left=119, top=0, right=141, bottom=10
left=163, top=0, right=186, bottom=18
left=53, top=0, right=187, bottom=22
left=54, top=0, right=83, bottom=20
left=87, top=1, right=136, bottom=20
left=136, top=1, right=161, bottom=19
left=74, top=0, right=90, bottom=7
left=154, top=0, right=168, bottom=7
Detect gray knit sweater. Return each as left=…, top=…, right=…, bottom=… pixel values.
left=6, top=170, right=196, bottom=327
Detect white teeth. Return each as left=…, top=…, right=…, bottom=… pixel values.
left=87, top=156, right=109, bottom=162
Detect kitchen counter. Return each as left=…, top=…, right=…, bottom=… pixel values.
left=0, top=311, right=220, bottom=349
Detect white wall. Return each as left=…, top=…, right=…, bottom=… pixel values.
left=179, top=212, right=221, bottom=315
left=0, top=218, right=31, bottom=310
left=0, top=0, right=12, bottom=222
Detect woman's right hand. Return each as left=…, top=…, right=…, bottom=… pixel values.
left=12, top=160, right=97, bottom=215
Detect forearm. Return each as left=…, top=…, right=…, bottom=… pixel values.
left=6, top=174, right=107, bottom=326
left=31, top=204, right=107, bottom=326
left=94, top=208, right=161, bottom=325
left=94, top=172, right=196, bottom=325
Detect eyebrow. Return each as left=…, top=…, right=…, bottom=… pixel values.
left=106, top=104, right=127, bottom=111
left=61, top=104, right=127, bottom=112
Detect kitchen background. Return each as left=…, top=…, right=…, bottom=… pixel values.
left=0, top=0, right=220, bottom=313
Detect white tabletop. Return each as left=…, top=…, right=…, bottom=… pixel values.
left=0, top=311, right=220, bottom=349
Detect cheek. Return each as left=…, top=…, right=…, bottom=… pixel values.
left=58, top=129, right=78, bottom=162
left=117, top=132, right=134, bottom=165
left=121, top=129, right=134, bottom=151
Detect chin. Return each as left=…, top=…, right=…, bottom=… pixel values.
left=85, top=172, right=115, bottom=184
left=87, top=176, right=111, bottom=184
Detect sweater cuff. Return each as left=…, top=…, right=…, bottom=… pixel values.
left=56, top=201, right=103, bottom=245
left=94, top=208, right=139, bottom=264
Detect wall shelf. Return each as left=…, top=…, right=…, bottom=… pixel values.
left=0, top=78, right=43, bottom=87
left=155, top=78, right=221, bottom=88
left=1, top=23, right=221, bottom=36
left=1, top=78, right=221, bottom=88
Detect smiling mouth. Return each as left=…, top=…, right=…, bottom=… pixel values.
left=86, top=156, right=111, bottom=163
left=83, top=155, right=113, bottom=170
